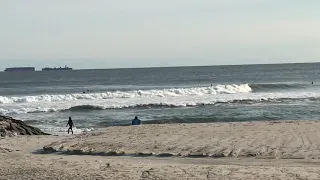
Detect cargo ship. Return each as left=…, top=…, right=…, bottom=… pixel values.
left=4, top=67, right=35, bottom=72
left=42, top=65, right=73, bottom=71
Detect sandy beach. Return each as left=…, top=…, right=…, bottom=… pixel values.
left=2, top=120, right=320, bottom=179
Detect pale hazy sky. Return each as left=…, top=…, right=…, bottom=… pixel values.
left=0, top=0, right=320, bottom=69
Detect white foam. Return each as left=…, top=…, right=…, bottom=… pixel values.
left=38, top=126, right=95, bottom=135
left=0, top=90, right=319, bottom=116
left=0, top=84, right=252, bottom=104
left=1, top=83, right=319, bottom=116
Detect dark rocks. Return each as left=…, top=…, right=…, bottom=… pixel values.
left=0, top=115, right=50, bottom=137
left=42, top=146, right=56, bottom=153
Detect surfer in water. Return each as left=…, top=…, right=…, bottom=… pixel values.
left=66, top=117, right=74, bottom=134
left=312, top=81, right=314, bottom=85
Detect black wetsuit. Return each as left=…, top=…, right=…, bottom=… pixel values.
left=67, top=119, right=74, bottom=134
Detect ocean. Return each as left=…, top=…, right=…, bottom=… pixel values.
left=1, top=63, right=320, bottom=134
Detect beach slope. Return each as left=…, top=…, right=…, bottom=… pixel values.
left=2, top=121, right=320, bottom=179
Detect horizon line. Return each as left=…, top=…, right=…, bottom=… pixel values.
left=2, top=61, right=320, bottom=71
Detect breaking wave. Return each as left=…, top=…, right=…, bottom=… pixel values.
left=0, top=82, right=318, bottom=116
left=0, top=83, right=313, bottom=104
left=62, top=103, right=205, bottom=112
left=1, top=96, right=320, bottom=115
left=51, top=97, right=320, bottom=111
left=0, top=84, right=252, bottom=104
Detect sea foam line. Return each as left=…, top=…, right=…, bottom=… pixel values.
left=1, top=95, right=320, bottom=115
left=0, top=84, right=252, bottom=104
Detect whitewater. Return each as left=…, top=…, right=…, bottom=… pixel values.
left=0, top=84, right=252, bottom=103
left=1, top=83, right=319, bottom=115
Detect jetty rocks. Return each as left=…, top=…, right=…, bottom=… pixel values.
left=0, top=115, right=49, bottom=137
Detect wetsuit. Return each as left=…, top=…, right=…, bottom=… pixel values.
left=67, top=119, right=74, bottom=134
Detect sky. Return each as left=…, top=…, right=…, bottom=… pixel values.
left=0, top=0, right=320, bottom=70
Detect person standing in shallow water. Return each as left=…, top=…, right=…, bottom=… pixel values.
left=66, top=117, right=74, bottom=134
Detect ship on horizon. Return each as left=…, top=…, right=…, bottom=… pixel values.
left=42, top=65, right=73, bottom=71
left=4, top=67, right=35, bottom=72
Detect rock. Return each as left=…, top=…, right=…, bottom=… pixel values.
left=0, top=115, right=50, bottom=137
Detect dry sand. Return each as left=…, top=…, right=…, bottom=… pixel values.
left=2, top=120, right=320, bottom=179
